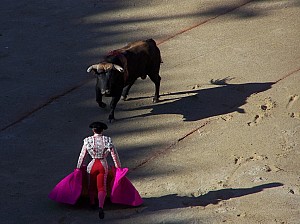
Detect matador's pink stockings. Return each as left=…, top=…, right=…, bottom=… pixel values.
left=98, top=191, right=106, bottom=208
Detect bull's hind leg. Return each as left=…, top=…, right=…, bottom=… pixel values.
left=108, top=94, right=121, bottom=122
left=149, top=74, right=161, bottom=103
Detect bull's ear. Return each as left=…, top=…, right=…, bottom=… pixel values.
left=113, top=64, right=124, bottom=73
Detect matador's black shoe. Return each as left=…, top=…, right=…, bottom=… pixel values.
left=99, top=208, right=105, bottom=219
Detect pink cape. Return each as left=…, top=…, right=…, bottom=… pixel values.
left=110, top=167, right=143, bottom=206
left=48, top=167, right=143, bottom=207
left=48, top=168, right=83, bottom=205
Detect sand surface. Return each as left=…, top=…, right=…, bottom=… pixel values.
left=1, top=0, right=299, bottom=223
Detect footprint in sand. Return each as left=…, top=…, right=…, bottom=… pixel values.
left=233, top=154, right=268, bottom=165
left=289, top=112, right=300, bottom=119
left=286, top=94, right=300, bottom=119
left=286, top=94, right=299, bottom=109
left=247, top=97, right=276, bottom=126
left=260, top=97, right=276, bottom=111
left=288, top=186, right=300, bottom=195
left=228, top=154, right=282, bottom=185
left=221, top=114, right=233, bottom=121
left=279, top=129, right=297, bottom=151
left=247, top=114, right=263, bottom=126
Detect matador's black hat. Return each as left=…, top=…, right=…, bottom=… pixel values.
left=89, top=121, right=108, bottom=130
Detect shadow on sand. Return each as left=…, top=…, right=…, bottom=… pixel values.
left=123, top=79, right=275, bottom=122
left=54, top=182, right=283, bottom=213
left=141, top=182, right=283, bottom=211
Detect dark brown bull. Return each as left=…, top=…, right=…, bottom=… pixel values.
left=87, top=39, right=162, bottom=122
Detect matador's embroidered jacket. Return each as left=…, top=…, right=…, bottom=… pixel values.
left=76, top=134, right=121, bottom=173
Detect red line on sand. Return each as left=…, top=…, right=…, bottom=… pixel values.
left=0, top=80, right=90, bottom=132
left=132, top=120, right=211, bottom=171
left=156, top=0, right=254, bottom=46
left=274, top=67, right=300, bottom=84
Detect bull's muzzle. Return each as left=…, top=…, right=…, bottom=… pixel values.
left=102, top=89, right=111, bottom=95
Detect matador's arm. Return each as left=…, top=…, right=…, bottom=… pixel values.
left=77, top=141, right=87, bottom=168
left=110, top=146, right=121, bottom=168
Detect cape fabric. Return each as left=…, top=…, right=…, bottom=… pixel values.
left=110, top=167, right=143, bottom=206
left=48, top=168, right=83, bottom=205
left=48, top=166, right=143, bottom=206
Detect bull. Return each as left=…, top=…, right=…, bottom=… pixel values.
left=87, top=39, right=162, bottom=122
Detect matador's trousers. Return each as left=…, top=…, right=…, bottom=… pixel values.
left=89, top=159, right=107, bottom=208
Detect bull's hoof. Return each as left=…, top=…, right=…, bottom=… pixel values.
left=121, top=95, right=127, bottom=101
left=98, top=102, right=106, bottom=108
left=153, top=98, right=159, bottom=103
left=108, top=118, right=116, bottom=123
left=109, top=120, right=114, bottom=123
left=108, top=115, right=115, bottom=123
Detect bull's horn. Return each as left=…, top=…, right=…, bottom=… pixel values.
left=113, top=64, right=124, bottom=73
left=87, top=64, right=98, bottom=73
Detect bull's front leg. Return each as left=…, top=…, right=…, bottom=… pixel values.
left=96, top=86, right=106, bottom=108
left=121, top=81, right=135, bottom=101
left=108, top=94, right=121, bottom=122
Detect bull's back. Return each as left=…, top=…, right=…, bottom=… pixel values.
left=125, top=39, right=161, bottom=75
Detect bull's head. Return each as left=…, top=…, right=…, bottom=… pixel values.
left=87, top=62, right=124, bottom=95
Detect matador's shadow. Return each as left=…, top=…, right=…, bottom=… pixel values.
left=124, top=78, right=275, bottom=121
left=70, top=183, right=283, bottom=212
left=140, top=182, right=283, bottom=211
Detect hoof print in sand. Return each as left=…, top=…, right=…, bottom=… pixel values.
left=247, top=97, right=276, bottom=126
left=260, top=97, right=276, bottom=111
left=286, top=95, right=299, bottom=119
left=247, top=114, right=263, bottom=126
left=221, top=114, right=233, bottom=121
left=286, top=94, right=299, bottom=109
left=288, top=186, right=300, bottom=195
left=289, top=112, right=300, bottom=119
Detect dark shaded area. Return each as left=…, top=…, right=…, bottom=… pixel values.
left=123, top=79, right=275, bottom=122
left=142, top=182, right=284, bottom=211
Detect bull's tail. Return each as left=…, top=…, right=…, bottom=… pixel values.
left=145, top=39, right=163, bottom=63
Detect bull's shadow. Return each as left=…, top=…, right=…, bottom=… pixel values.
left=125, top=79, right=275, bottom=121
